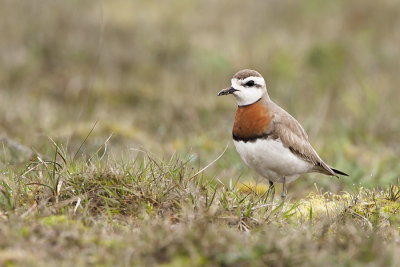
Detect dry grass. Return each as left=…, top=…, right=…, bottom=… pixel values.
left=1, top=0, right=400, bottom=265
left=1, top=0, right=399, bottom=190
left=1, top=148, right=400, bottom=266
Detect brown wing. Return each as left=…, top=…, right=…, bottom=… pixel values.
left=270, top=107, right=337, bottom=176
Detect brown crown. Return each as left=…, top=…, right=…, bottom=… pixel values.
left=233, top=69, right=262, bottom=80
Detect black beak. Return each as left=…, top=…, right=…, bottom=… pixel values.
left=217, top=87, right=238, bottom=96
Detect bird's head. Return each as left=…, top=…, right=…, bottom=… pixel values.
left=218, top=69, right=267, bottom=106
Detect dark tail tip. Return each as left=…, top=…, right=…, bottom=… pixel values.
left=332, top=168, right=349, bottom=176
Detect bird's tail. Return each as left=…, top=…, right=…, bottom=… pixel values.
left=331, top=168, right=349, bottom=176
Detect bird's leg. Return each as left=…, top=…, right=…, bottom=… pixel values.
left=281, top=177, right=287, bottom=200
left=267, top=180, right=275, bottom=201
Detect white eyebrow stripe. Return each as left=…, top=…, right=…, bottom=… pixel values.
left=242, top=76, right=265, bottom=86
left=231, top=77, right=265, bottom=89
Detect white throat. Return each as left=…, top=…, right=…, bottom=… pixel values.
left=231, top=77, right=266, bottom=106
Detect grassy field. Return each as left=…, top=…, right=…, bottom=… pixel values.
left=1, top=0, right=400, bottom=265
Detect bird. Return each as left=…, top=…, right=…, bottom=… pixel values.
left=218, top=69, right=348, bottom=199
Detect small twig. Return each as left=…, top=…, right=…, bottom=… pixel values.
left=188, top=143, right=229, bottom=181
left=98, top=133, right=113, bottom=161
left=87, top=133, right=113, bottom=163
left=25, top=182, right=55, bottom=194
left=349, top=210, right=373, bottom=230
left=50, top=195, right=86, bottom=210
left=73, top=197, right=82, bottom=214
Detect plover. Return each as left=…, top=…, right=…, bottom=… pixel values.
left=218, top=69, right=348, bottom=199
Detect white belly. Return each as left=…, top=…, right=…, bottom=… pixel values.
left=233, top=138, right=313, bottom=183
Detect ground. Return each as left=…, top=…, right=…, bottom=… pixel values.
left=1, top=0, right=400, bottom=266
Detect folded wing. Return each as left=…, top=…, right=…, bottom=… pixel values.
left=271, top=109, right=338, bottom=176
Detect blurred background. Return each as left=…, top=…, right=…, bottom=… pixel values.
left=1, top=0, right=399, bottom=195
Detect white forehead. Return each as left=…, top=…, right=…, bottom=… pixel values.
left=231, top=76, right=266, bottom=88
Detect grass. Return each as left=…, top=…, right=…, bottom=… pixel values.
left=1, top=0, right=400, bottom=265
left=1, top=145, right=400, bottom=266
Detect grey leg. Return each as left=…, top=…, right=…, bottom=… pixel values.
left=281, top=177, right=287, bottom=200
left=267, top=180, right=275, bottom=200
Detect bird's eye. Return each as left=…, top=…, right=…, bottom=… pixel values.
left=245, top=80, right=255, bottom=87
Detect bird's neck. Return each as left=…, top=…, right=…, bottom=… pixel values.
left=237, top=92, right=270, bottom=107
left=237, top=97, right=262, bottom=107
